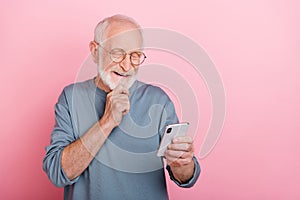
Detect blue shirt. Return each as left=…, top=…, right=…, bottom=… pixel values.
left=43, top=79, right=200, bottom=200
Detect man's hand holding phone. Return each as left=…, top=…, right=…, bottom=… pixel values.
left=157, top=123, right=195, bottom=183
left=165, top=136, right=195, bottom=183
left=164, top=136, right=195, bottom=167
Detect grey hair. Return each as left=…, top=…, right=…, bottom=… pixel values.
left=93, top=14, right=142, bottom=44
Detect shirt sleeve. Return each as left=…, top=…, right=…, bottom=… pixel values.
left=43, top=88, right=79, bottom=187
left=166, top=156, right=201, bottom=188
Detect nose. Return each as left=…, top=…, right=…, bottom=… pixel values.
left=119, top=54, right=133, bottom=72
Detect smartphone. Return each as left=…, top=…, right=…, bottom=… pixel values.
left=156, top=122, right=190, bottom=157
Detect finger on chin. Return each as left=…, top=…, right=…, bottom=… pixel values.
left=114, top=84, right=130, bottom=96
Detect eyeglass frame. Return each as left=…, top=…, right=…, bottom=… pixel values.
left=94, top=41, right=147, bottom=67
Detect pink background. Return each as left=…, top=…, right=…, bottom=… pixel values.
left=1, top=0, right=299, bottom=199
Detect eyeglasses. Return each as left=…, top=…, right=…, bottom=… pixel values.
left=95, top=41, right=146, bottom=66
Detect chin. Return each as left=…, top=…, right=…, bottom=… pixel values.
left=110, top=76, right=136, bottom=90
left=98, top=65, right=137, bottom=90
left=101, top=73, right=136, bottom=90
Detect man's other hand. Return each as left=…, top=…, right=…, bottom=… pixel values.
left=101, top=84, right=130, bottom=128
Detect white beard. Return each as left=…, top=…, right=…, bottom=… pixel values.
left=97, top=64, right=137, bottom=90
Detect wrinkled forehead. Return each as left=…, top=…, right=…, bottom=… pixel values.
left=103, top=23, right=143, bottom=51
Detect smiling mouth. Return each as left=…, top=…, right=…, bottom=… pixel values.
left=113, top=71, right=130, bottom=77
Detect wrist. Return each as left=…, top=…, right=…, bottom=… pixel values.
left=170, top=161, right=195, bottom=183
left=98, top=117, right=115, bottom=137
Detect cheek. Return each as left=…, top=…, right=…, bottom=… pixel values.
left=103, top=62, right=118, bottom=72
left=100, top=55, right=114, bottom=71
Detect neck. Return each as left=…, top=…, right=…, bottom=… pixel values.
left=94, top=74, right=111, bottom=93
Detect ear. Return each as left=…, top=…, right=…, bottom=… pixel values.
left=89, top=41, right=99, bottom=63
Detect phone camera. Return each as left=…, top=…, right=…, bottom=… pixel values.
left=166, top=128, right=172, bottom=134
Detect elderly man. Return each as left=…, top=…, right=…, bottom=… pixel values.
left=43, top=15, right=200, bottom=200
